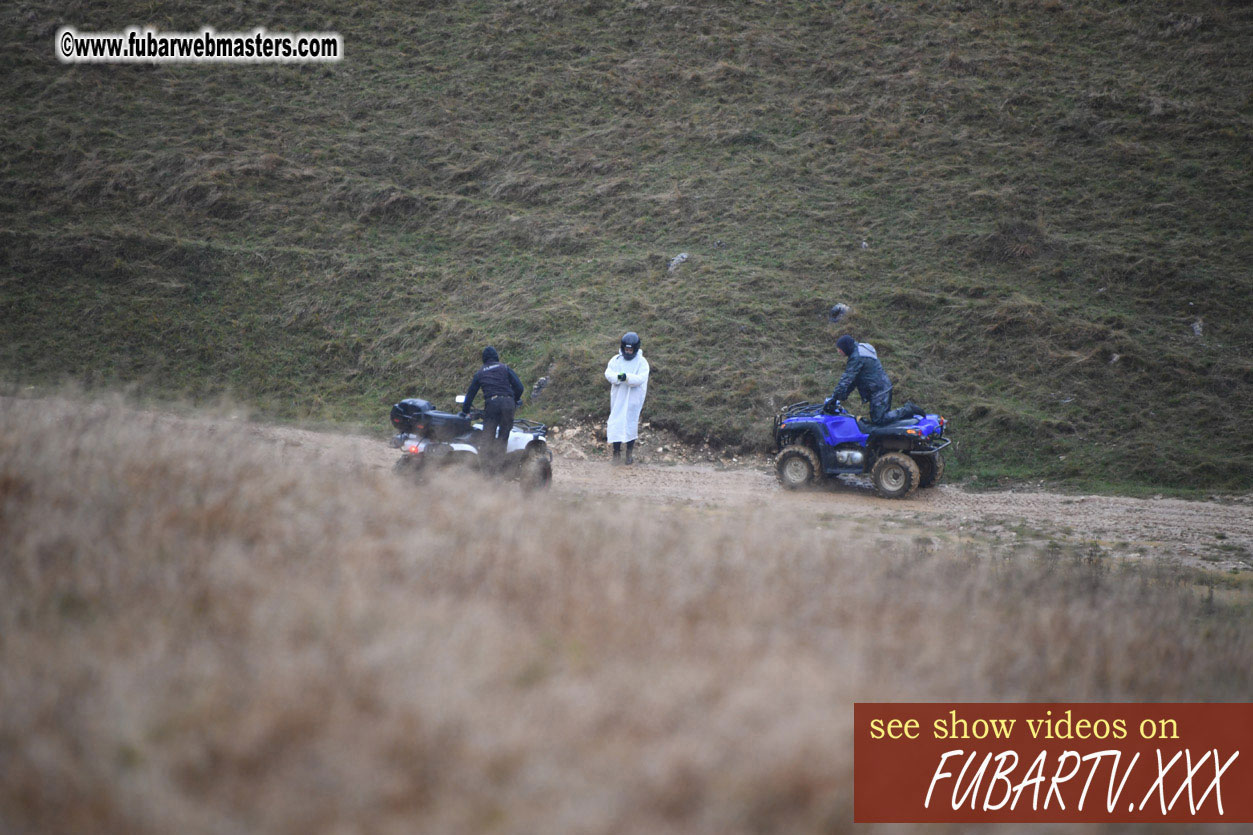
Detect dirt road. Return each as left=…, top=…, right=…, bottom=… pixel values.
left=10, top=396, right=1250, bottom=572
left=237, top=414, right=1252, bottom=573
left=557, top=458, right=1251, bottom=569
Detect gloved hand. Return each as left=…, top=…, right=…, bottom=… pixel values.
left=822, top=398, right=839, bottom=414
left=515, top=399, right=523, bottom=408
left=459, top=410, right=469, bottom=417
left=618, top=372, right=627, bottom=382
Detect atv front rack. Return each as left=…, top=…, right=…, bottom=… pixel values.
left=781, top=401, right=823, bottom=417
left=511, top=418, right=547, bottom=435
left=774, top=401, right=824, bottom=446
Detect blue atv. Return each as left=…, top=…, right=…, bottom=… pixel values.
left=772, top=400, right=950, bottom=498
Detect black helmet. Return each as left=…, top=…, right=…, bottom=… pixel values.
left=620, top=332, right=641, bottom=360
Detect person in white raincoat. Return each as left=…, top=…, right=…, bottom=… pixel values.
left=604, top=331, right=649, bottom=464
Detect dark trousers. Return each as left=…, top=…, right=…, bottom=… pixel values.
left=483, top=396, right=515, bottom=468
left=868, top=390, right=893, bottom=424
left=870, top=388, right=915, bottom=425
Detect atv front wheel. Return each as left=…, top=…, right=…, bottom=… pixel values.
left=916, top=453, right=945, bottom=488
left=520, top=456, right=553, bottom=491
left=871, top=452, right=921, bottom=499
left=776, top=445, right=820, bottom=490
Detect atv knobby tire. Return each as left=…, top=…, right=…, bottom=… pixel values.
left=393, top=455, right=426, bottom=480
left=776, top=444, right=820, bottom=490
left=520, top=455, right=553, bottom=491
left=871, top=452, right=921, bottom=499
left=916, top=453, right=945, bottom=488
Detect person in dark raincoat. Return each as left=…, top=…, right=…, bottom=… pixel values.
left=827, top=334, right=921, bottom=425
left=461, top=346, right=524, bottom=469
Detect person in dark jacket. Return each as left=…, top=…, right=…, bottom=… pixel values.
left=827, top=334, right=921, bottom=425
left=461, top=346, right=525, bottom=469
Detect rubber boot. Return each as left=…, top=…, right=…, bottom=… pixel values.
left=625, top=440, right=635, bottom=465
left=612, top=442, right=621, bottom=464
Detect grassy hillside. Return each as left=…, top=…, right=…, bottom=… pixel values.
left=2, top=0, right=1250, bottom=490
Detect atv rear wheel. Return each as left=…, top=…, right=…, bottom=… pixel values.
left=916, top=453, right=945, bottom=488
left=871, top=452, right=921, bottom=499
left=776, top=445, right=820, bottom=490
left=393, top=455, right=425, bottom=481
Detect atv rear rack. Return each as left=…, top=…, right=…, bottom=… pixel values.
left=913, top=437, right=951, bottom=454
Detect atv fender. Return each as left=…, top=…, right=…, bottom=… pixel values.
left=777, top=421, right=863, bottom=475
left=775, top=421, right=836, bottom=469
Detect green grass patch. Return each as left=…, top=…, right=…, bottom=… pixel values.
left=2, top=0, right=1250, bottom=491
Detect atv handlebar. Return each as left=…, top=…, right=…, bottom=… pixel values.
left=457, top=410, right=547, bottom=436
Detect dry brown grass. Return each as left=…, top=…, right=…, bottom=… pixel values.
left=1, top=396, right=1248, bottom=833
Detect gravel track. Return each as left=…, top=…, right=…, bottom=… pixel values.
left=9, top=396, right=1249, bottom=572
left=246, top=412, right=1251, bottom=573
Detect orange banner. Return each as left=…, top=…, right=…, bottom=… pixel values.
left=854, top=703, right=1253, bottom=823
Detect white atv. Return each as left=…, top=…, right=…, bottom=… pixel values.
left=389, top=397, right=552, bottom=489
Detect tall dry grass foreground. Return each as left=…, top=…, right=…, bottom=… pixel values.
left=1, top=397, right=1249, bottom=834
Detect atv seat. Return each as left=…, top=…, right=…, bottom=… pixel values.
left=864, top=416, right=922, bottom=438
left=424, top=409, right=475, bottom=439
